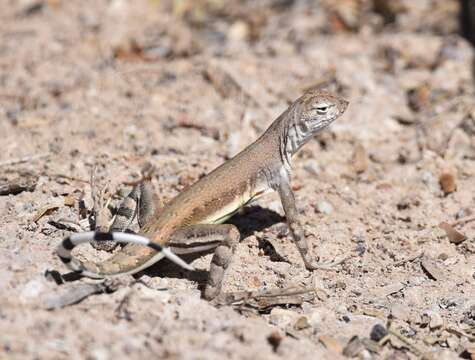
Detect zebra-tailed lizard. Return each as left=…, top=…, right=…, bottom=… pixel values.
left=58, top=87, right=349, bottom=300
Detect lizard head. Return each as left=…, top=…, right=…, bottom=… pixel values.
left=298, top=89, right=349, bottom=132
left=279, top=88, right=349, bottom=157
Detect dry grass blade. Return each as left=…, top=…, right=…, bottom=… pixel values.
left=0, top=153, right=49, bottom=167
left=214, top=286, right=316, bottom=309
left=32, top=203, right=60, bottom=222
left=394, top=251, right=423, bottom=266
left=451, top=214, right=475, bottom=227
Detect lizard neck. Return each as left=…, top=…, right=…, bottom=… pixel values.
left=262, top=105, right=311, bottom=171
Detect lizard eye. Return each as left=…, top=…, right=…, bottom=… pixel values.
left=315, top=105, right=329, bottom=115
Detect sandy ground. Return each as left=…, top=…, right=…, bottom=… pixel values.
left=1, top=0, right=474, bottom=359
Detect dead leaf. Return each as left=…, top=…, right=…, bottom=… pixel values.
left=319, top=335, right=343, bottom=353
left=362, top=307, right=386, bottom=318
left=352, top=143, right=369, bottom=173
left=63, top=195, right=76, bottom=207
left=439, top=173, right=456, bottom=194
left=439, top=222, right=466, bottom=244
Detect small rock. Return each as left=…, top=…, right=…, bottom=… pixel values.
left=335, top=280, right=346, bottom=290
left=225, top=132, right=241, bottom=158
left=438, top=253, right=449, bottom=261
left=446, top=335, right=459, bottom=349
left=269, top=308, right=298, bottom=328
left=446, top=128, right=473, bottom=160
left=20, top=277, right=46, bottom=303
left=421, top=256, right=446, bottom=281
left=434, top=349, right=460, bottom=360
left=304, top=159, right=320, bottom=176
left=370, top=324, right=388, bottom=342
left=464, top=345, right=475, bottom=360
left=423, top=335, right=439, bottom=345
left=423, top=310, right=444, bottom=330
left=429, top=313, right=444, bottom=330
left=308, top=307, right=330, bottom=331
left=89, top=348, right=109, bottom=360
left=390, top=303, right=411, bottom=322
left=228, top=20, right=250, bottom=42
left=315, top=200, right=333, bottom=215
left=421, top=171, right=440, bottom=193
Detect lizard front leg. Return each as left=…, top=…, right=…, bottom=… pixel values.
left=168, top=224, right=240, bottom=300
left=277, top=174, right=339, bottom=271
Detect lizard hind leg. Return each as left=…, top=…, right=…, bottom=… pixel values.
left=168, top=224, right=240, bottom=300
left=91, top=181, right=160, bottom=251
left=135, top=180, right=162, bottom=228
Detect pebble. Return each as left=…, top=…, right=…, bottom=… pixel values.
left=446, top=335, right=459, bottom=349
left=228, top=21, right=250, bottom=42
left=343, top=336, right=363, bottom=357
left=307, top=307, right=331, bottom=331
left=89, top=348, right=109, bottom=360
left=315, top=200, right=333, bottom=215
left=370, top=324, right=388, bottom=341
left=269, top=308, right=298, bottom=328
left=390, top=303, right=411, bottom=322
left=304, top=160, right=320, bottom=176
left=20, top=277, right=46, bottom=303
left=421, top=171, right=440, bottom=193
left=423, top=310, right=444, bottom=329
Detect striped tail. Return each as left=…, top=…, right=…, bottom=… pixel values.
left=57, top=231, right=194, bottom=278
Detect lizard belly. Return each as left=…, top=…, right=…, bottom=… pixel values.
left=201, top=183, right=272, bottom=224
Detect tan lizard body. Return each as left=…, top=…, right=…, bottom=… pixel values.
left=58, top=87, right=348, bottom=299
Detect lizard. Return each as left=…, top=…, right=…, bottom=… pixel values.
left=57, top=87, right=349, bottom=300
